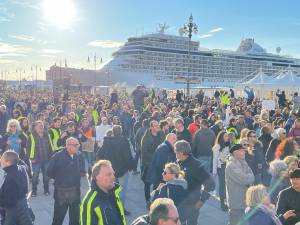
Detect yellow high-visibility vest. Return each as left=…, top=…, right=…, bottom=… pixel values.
left=49, top=128, right=63, bottom=152
left=29, top=133, right=52, bottom=159
left=80, top=186, right=126, bottom=225
left=92, top=110, right=99, bottom=126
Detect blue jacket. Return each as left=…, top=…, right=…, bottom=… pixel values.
left=246, top=207, right=284, bottom=225
left=146, top=141, right=176, bottom=185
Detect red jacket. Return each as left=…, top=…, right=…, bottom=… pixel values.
left=188, top=122, right=200, bottom=139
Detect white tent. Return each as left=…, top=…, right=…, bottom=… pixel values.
left=272, top=70, right=300, bottom=88
left=242, top=69, right=274, bottom=87
left=240, top=69, right=275, bottom=98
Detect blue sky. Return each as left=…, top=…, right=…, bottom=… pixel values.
left=1, top=0, right=300, bottom=79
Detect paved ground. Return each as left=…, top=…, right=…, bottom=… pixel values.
left=30, top=173, right=228, bottom=225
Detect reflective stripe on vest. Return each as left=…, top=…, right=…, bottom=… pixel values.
left=49, top=128, right=62, bottom=151
left=29, top=133, right=52, bottom=159
left=94, top=207, right=103, bottom=225
left=92, top=111, right=99, bottom=126
left=80, top=187, right=125, bottom=225
left=80, top=189, right=91, bottom=225
left=29, top=134, right=35, bottom=160
left=87, top=191, right=97, bottom=225
left=114, top=186, right=126, bottom=225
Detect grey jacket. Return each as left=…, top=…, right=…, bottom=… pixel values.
left=225, top=156, right=254, bottom=210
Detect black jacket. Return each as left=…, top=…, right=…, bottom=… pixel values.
left=266, top=138, right=281, bottom=163
left=97, top=136, right=133, bottom=178
left=47, top=149, right=85, bottom=200
left=178, top=155, right=215, bottom=204
left=174, top=128, right=192, bottom=144
left=277, top=186, right=300, bottom=225
left=131, top=215, right=149, bottom=225
left=245, top=142, right=266, bottom=175
left=258, top=134, right=273, bottom=155
left=0, top=164, right=28, bottom=208
left=141, top=130, right=164, bottom=167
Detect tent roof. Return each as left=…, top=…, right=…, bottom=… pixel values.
left=242, top=69, right=274, bottom=85
left=272, top=70, right=300, bottom=86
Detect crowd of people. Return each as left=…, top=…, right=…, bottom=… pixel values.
left=1, top=85, right=300, bottom=225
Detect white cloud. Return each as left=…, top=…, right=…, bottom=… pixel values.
left=41, top=49, right=64, bottom=54
left=88, top=40, right=123, bottom=48
left=9, top=34, right=55, bottom=45
left=9, top=34, right=35, bottom=42
left=40, top=54, right=56, bottom=58
left=0, top=42, right=32, bottom=54
left=209, top=27, right=224, bottom=33
left=199, top=34, right=213, bottom=39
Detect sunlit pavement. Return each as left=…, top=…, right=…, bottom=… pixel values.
left=29, top=173, right=227, bottom=225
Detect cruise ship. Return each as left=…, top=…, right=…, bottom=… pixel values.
left=98, top=28, right=300, bottom=88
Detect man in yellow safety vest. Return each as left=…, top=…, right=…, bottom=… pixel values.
left=80, top=160, right=126, bottom=225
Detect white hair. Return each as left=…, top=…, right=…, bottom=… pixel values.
left=66, top=137, right=79, bottom=145
left=6, top=119, right=21, bottom=133
left=269, top=160, right=288, bottom=178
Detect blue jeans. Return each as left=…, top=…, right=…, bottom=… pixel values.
left=32, top=161, right=49, bottom=193
left=197, top=156, right=212, bottom=173
left=82, top=151, right=95, bottom=173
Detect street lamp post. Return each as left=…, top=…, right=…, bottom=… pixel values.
left=181, top=14, right=198, bottom=96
